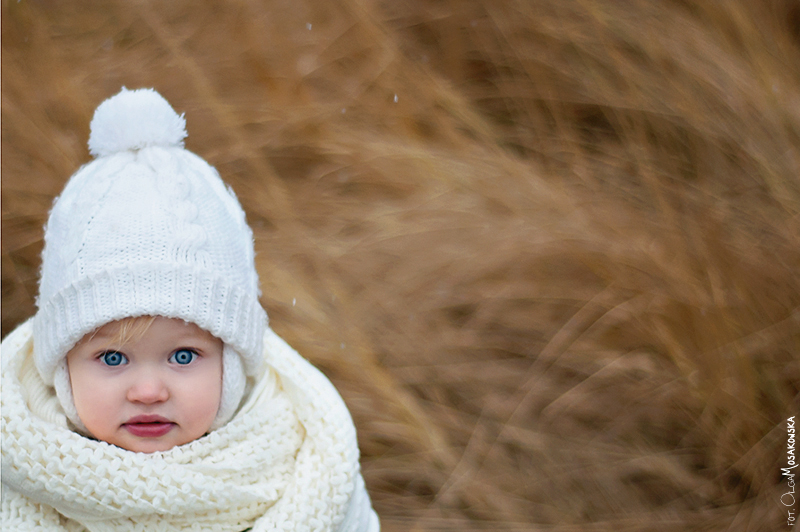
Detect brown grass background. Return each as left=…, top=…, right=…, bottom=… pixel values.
left=3, top=1, right=800, bottom=530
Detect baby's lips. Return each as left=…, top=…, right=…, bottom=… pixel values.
left=124, top=414, right=172, bottom=425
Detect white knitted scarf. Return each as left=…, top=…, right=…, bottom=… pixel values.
left=1, top=320, right=378, bottom=532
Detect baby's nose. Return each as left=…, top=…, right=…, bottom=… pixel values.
left=127, top=372, right=169, bottom=404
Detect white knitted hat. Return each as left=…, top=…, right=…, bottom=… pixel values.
left=33, top=87, right=268, bottom=433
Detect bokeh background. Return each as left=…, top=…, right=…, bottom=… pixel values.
left=3, top=1, right=800, bottom=530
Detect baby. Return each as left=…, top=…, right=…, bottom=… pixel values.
left=1, top=88, right=380, bottom=531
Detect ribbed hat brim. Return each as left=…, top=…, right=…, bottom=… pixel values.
left=33, top=263, right=267, bottom=385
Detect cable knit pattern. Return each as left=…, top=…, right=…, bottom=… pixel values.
left=2, top=320, right=380, bottom=532
left=34, top=147, right=267, bottom=385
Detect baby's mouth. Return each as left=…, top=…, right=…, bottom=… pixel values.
left=123, top=415, right=175, bottom=438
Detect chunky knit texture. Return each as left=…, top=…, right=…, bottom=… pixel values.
left=33, top=88, right=268, bottom=431
left=2, top=320, right=380, bottom=532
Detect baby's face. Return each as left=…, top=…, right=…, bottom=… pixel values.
left=66, top=317, right=223, bottom=452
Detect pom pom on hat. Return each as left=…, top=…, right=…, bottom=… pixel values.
left=88, top=87, right=187, bottom=158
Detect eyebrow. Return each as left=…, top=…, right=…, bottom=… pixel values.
left=87, top=329, right=115, bottom=339
left=171, top=337, right=219, bottom=349
left=168, top=327, right=219, bottom=343
left=79, top=328, right=117, bottom=344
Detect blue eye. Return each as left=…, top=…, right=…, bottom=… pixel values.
left=101, top=351, right=128, bottom=366
left=169, top=349, right=198, bottom=365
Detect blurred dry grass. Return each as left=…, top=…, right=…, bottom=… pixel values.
left=3, top=0, right=800, bottom=530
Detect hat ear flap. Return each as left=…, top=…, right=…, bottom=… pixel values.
left=53, top=358, right=90, bottom=435
left=211, top=344, right=247, bottom=430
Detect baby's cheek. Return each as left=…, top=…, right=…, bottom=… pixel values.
left=200, top=390, right=222, bottom=425
left=185, top=376, right=222, bottom=427
left=71, top=375, right=117, bottom=438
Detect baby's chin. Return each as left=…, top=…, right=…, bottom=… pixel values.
left=87, top=427, right=200, bottom=453
left=126, top=444, right=175, bottom=453
left=112, top=437, right=184, bottom=453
